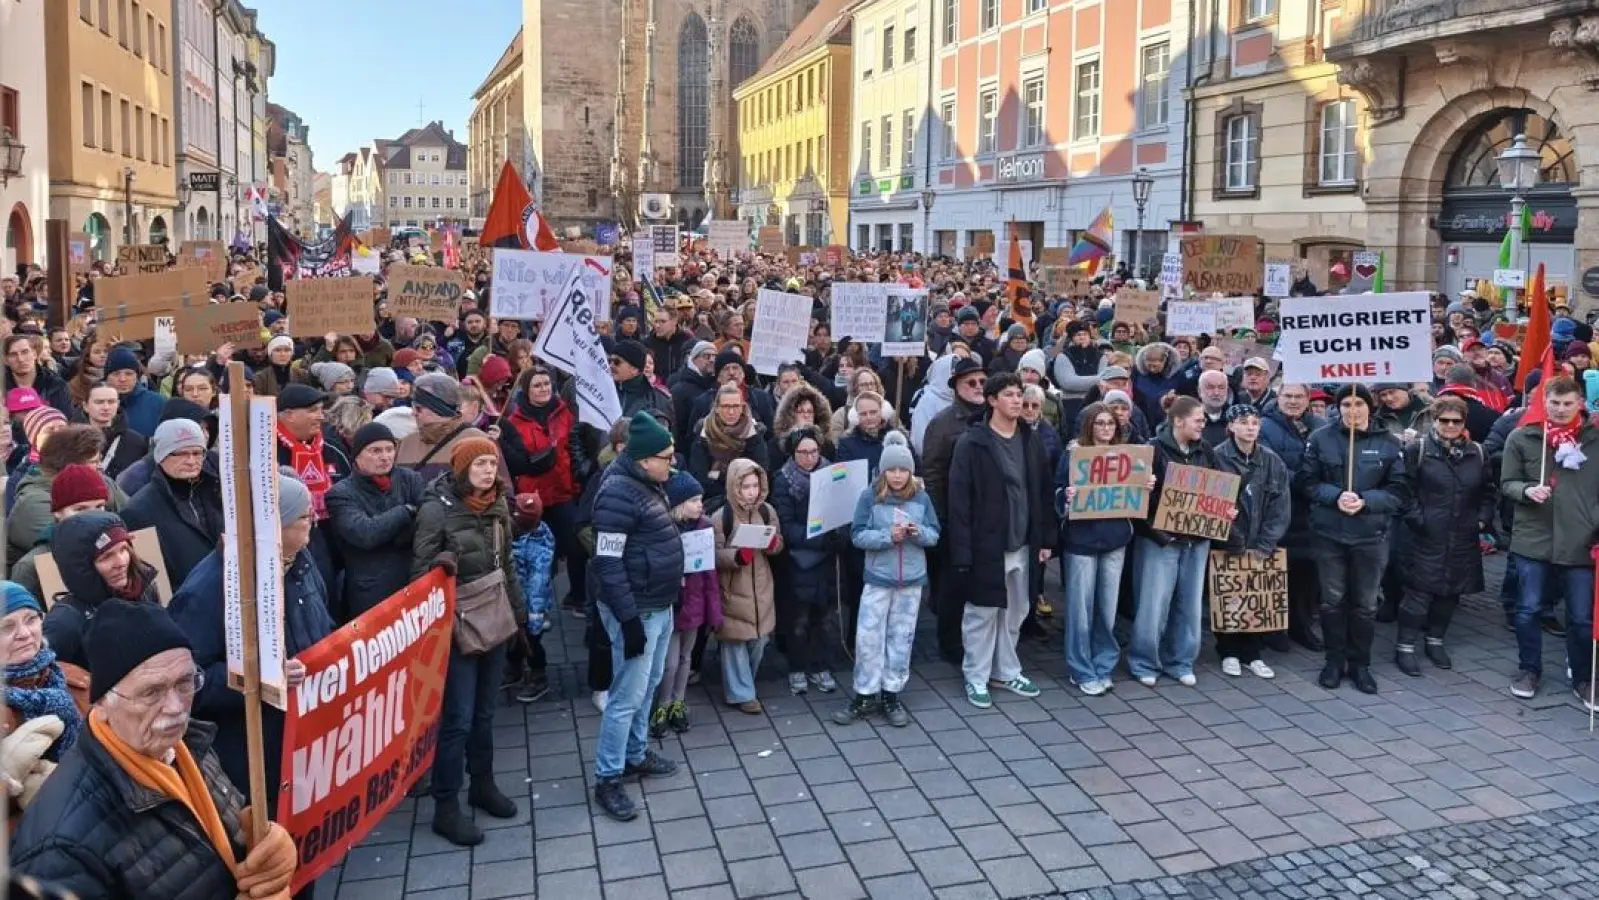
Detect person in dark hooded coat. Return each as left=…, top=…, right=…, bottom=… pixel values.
left=325, top=422, right=428, bottom=618
left=119, top=419, right=225, bottom=589
left=770, top=426, right=844, bottom=693
left=41, top=512, right=162, bottom=669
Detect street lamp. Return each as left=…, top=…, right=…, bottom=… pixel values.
left=1131, top=167, right=1154, bottom=281
left=178, top=181, right=193, bottom=208
left=920, top=188, right=935, bottom=255
left=122, top=167, right=137, bottom=247
left=1496, top=132, right=1541, bottom=321
left=0, top=127, right=25, bottom=187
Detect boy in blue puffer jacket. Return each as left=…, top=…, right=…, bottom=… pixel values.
left=834, top=432, right=940, bottom=728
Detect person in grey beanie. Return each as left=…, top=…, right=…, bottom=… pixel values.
left=309, top=360, right=357, bottom=396
left=121, top=419, right=224, bottom=588
left=361, top=366, right=402, bottom=412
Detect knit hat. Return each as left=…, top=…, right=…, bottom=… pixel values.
left=50, top=463, right=109, bottom=512
left=1103, top=389, right=1133, bottom=408
left=1099, top=366, right=1130, bottom=382
left=85, top=600, right=193, bottom=703
left=267, top=335, right=295, bottom=355
left=1432, top=346, right=1464, bottom=364
left=947, top=357, right=985, bottom=388
left=151, top=419, right=208, bottom=463
left=392, top=348, right=421, bottom=370
left=879, top=431, right=915, bottom=474
left=413, top=373, right=462, bottom=418
left=1004, top=323, right=1029, bottom=344
left=955, top=306, right=980, bottom=324
left=689, top=340, right=718, bottom=365
left=665, top=469, right=704, bottom=508
left=1337, top=383, right=1376, bottom=410
left=262, top=308, right=284, bottom=326
left=276, top=383, right=327, bottom=412
left=625, top=410, right=674, bottom=459
left=309, top=361, right=355, bottom=392
left=5, top=387, right=42, bottom=415
left=1018, top=349, right=1048, bottom=377
left=449, top=436, right=500, bottom=478
left=612, top=339, right=648, bottom=372
left=478, top=354, right=513, bottom=390
left=277, top=467, right=313, bottom=524
left=713, top=348, right=746, bottom=378
left=23, top=406, right=66, bottom=450
left=362, top=367, right=400, bottom=396
left=105, top=346, right=142, bottom=376
left=350, top=422, right=396, bottom=457
left=0, top=581, right=40, bottom=616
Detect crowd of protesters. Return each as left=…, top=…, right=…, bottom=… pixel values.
left=0, top=232, right=1590, bottom=894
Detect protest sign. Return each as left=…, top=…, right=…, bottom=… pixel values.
left=1209, top=549, right=1289, bottom=633
left=1263, top=259, right=1293, bottom=298
left=95, top=267, right=211, bottom=340
left=883, top=286, right=929, bottom=357
left=1114, top=288, right=1160, bottom=326
left=68, top=232, right=92, bottom=273
left=1347, top=250, right=1381, bottom=293
left=36, top=528, right=173, bottom=607
left=650, top=224, right=680, bottom=267
left=682, top=528, right=716, bottom=573
left=749, top=288, right=812, bottom=375
left=1039, top=247, right=1072, bottom=266
left=279, top=569, right=455, bottom=894
left=1038, top=267, right=1087, bottom=298
left=155, top=316, right=177, bottom=359
left=732, top=523, right=778, bottom=549
left=1152, top=464, right=1240, bottom=540
left=1166, top=301, right=1217, bottom=336
left=350, top=248, right=381, bottom=276
left=387, top=264, right=466, bottom=320
left=492, top=249, right=614, bottom=322
left=1213, top=296, right=1255, bottom=332
left=822, top=244, right=848, bottom=266
left=994, top=240, right=1033, bottom=276
left=1066, top=446, right=1154, bottom=520
left=830, top=283, right=887, bottom=342
left=632, top=233, right=655, bottom=275
left=1160, top=252, right=1185, bottom=301
left=1179, top=235, right=1260, bottom=295
left=532, top=256, right=622, bottom=429
left=707, top=220, right=747, bottom=258
left=175, top=302, right=263, bottom=354
left=286, top=277, right=375, bottom=338
left=973, top=232, right=995, bottom=254
left=370, top=227, right=392, bottom=247
left=1276, top=292, right=1432, bottom=383
left=179, top=240, right=228, bottom=282
left=806, top=460, right=870, bottom=537
left=117, top=243, right=168, bottom=274
left=758, top=226, right=785, bottom=254
left=1213, top=337, right=1279, bottom=377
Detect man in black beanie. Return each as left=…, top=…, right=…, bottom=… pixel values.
left=610, top=338, right=675, bottom=425
left=325, top=422, right=428, bottom=619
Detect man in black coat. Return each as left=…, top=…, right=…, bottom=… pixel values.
left=688, top=349, right=777, bottom=436
left=643, top=305, right=697, bottom=379
left=610, top=339, right=675, bottom=429
left=325, top=422, right=426, bottom=620
left=667, top=340, right=719, bottom=447
left=120, top=419, right=224, bottom=589
left=1259, top=383, right=1326, bottom=650
left=947, top=373, right=1054, bottom=710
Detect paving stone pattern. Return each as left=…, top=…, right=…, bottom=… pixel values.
left=324, top=557, right=1599, bottom=899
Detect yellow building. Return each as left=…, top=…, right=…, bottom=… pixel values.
left=45, top=0, right=179, bottom=258
left=731, top=0, right=855, bottom=247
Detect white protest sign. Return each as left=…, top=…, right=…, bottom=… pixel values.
left=707, top=220, right=747, bottom=259
left=882, top=286, right=929, bottom=357
left=682, top=527, right=716, bottom=573
left=218, top=394, right=244, bottom=688
left=830, top=283, right=887, bottom=343
left=1166, top=301, right=1216, bottom=336
left=248, top=397, right=286, bottom=707
left=1160, top=253, right=1185, bottom=301
left=806, top=460, right=870, bottom=537
left=351, top=248, right=381, bottom=275
left=1347, top=250, right=1381, bottom=293
left=1276, top=292, right=1432, bottom=384
left=632, top=233, right=655, bottom=276
left=650, top=224, right=680, bottom=268
left=155, top=316, right=177, bottom=359
left=993, top=239, right=1033, bottom=275
left=532, top=258, right=623, bottom=429
left=1263, top=261, right=1292, bottom=298
left=492, top=249, right=614, bottom=322
left=1213, top=296, right=1254, bottom=332
left=749, top=288, right=812, bottom=376
left=731, top=523, right=777, bottom=549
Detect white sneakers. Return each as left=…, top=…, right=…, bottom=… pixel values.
left=1221, top=657, right=1243, bottom=677
left=1248, top=660, right=1276, bottom=679
left=592, top=690, right=609, bottom=713
left=1221, top=658, right=1275, bottom=679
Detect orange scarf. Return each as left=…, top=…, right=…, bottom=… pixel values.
left=89, top=709, right=239, bottom=875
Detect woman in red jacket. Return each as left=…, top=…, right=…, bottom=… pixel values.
left=499, top=366, right=591, bottom=610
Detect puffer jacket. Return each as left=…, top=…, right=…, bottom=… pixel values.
left=1501, top=419, right=1599, bottom=566
left=773, top=383, right=835, bottom=454
left=852, top=484, right=941, bottom=587
left=771, top=457, right=845, bottom=607
left=9, top=721, right=247, bottom=900
left=1297, top=421, right=1409, bottom=547
left=325, top=466, right=428, bottom=618
left=41, top=512, right=161, bottom=669
left=585, top=452, right=683, bottom=622
left=116, top=383, right=166, bottom=439
left=119, top=464, right=225, bottom=590
left=1402, top=433, right=1494, bottom=595
left=1138, top=426, right=1224, bottom=547
left=411, top=474, right=524, bottom=627
left=910, top=355, right=955, bottom=453
left=1212, top=438, right=1291, bottom=555
left=499, top=393, right=587, bottom=507
left=713, top=458, right=784, bottom=641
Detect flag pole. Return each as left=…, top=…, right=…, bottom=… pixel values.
left=1588, top=641, right=1595, bottom=732
left=1345, top=383, right=1357, bottom=493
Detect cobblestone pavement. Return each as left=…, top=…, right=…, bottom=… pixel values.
left=324, top=557, right=1599, bottom=899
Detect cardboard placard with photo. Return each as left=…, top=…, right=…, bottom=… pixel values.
left=68, top=233, right=93, bottom=274
left=286, top=278, right=376, bottom=338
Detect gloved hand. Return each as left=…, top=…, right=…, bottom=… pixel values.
left=17, top=760, right=55, bottom=808
left=234, top=807, right=297, bottom=899
left=0, top=715, right=63, bottom=786
left=736, top=548, right=754, bottom=566
left=620, top=617, right=647, bottom=659
left=430, top=552, right=458, bottom=578
left=765, top=535, right=780, bottom=553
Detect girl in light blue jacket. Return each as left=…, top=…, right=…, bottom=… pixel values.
left=833, top=432, right=940, bottom=728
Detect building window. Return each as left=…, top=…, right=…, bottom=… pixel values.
left=1139, top=43, right=1170, bottom=129
left=117, top=0, right=127, bottom=47
left=98, top=0, right=109, bottom=35
left=730, top=17, right=760, bottom=87
left=882, top=26, right=895, bottom=71
left=861, top=121, right=872, bottom=170
left=903, top=109, right=915, bottom=168
left=80, top=0, right=93, bottom=23
left=940, top=100, right=955, bottom=159
left=904, top=25, right=917, bottom=61
left=1318, top=99, right=1357, bottom=185
left=862, top=29, right=875, bottom=77
left=431, top=173, right=440, bottom=185
left=403, top=197, right=412, bottom=208
left=1022, top=76, right=1045, bottom=148
left=1074, top=61, right=1101, bottom=140
left=81, top=83, right=96, bottom=148
left=981, top=0, right=997, bottom=30
left=157, top=23, right=166, bottom=71
left=0, top=88, right=17, bottom=142
left=403, top=172, right=412, bottom=185
left=134, top=105, right=145, bottom=160
left=149, top=111, right=159, bottom=163
left=1027, top=0, right=1046, bottom=11
left=678, top=13, right=709, bottom=188
left=881, top=115, right=893, bottom=169
left=1225, top=115, right=1257, bottom=191
left=1247, top=0, right=1276, bottom=19
left=978, top=88, right=997, bottom=154
left=161, top=117, right=169, bottom=166
left=119, top=99, right=131, bottom=157
left=130, top=2, right=141, bottom=56
left=147, top=16, right=157, bottom=67
left=942, top=0, right=956, bottom=45
left=389, top=197, right=398, bottom=208
left=432, top=197, right=441, bottom=209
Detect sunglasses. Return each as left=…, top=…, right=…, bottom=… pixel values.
left=1435, top=416, right=1464, bottom=425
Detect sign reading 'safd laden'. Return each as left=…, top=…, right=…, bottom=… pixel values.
left=279, top=569, right=455, bottom=895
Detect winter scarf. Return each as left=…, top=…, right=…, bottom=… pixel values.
left=5, top=647, right=83, bottom=760
left=278, top=422, right=330, bottom=519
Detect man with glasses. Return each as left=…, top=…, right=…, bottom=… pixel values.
left=13, top=598, right=301, bottom=898
left=1260, top=383, right=1326, bottom=650
left=122, top=420, right=223, bottom=589
left=922, top=357, right=991, bottom=663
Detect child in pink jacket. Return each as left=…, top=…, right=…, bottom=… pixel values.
left=651, top=471, right=724, bottom=737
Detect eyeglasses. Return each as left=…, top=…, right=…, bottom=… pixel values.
left=1022, top=402, right=1042, bottom=409
left=648, top=449, right=676, bottom=462
left=109, top=666, right=205, bottom=708
left=1092, top=418, right=1117, bottom=428
left=1435, top=417, right=1465, bottom=425
left=794, top=447, right=821, bottom=457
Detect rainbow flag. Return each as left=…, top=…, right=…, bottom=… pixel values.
left=1068, top=206, right=1115, bottom=269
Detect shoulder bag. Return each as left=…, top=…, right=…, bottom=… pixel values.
left=453, top=519, right=519, bottom=655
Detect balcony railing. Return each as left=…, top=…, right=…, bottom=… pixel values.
left=1327, top=0, right=1598, bottom=54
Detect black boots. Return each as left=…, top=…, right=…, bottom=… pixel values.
left=1319, top=662, right=1342, bottom=690
left=594, top=778, right=637, bottom=821
left=1425, top=640, right=1452, bottom=670
left=831, top=692, right=877, bottom=726
left=1395, top=645, right=1421, bottom=677
left=1349, top=666, right=1379, bottom=695
left=881, top=692, right=910, bottom=727
left=432, top=796, right=484, bottom=846
left=469, top=779, right=518, bottom=819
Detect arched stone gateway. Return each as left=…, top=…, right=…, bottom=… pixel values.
left=5, top=203, right=32, bottom=269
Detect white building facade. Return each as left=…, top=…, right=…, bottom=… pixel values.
left=0, top=0, right=49, bottom=274
left=173, top=0, right=256, bottom=245
left=847, top=0, right=936, bottom=254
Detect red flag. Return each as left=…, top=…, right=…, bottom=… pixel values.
left=1515, top=263, right=1549, bottom=393
left=1518, top=343, right=1557, bottom=428
left=480, top=161, right=561, bottom=252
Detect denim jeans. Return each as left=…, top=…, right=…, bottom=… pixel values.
left=594, top=605, right=674, bottom=779
left=721, top=636, right=770, bottom=703
left=1064, top=549, right=1125, bottom=686
left=1315, top=540, right=1389, bottom=667
left=1512, top=555, right=1595, bottom=686
left=1129, top=538, right=1208, bottom=680
left=431, top=641, right=508, bottom=799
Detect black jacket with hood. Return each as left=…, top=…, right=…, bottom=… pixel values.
left=40, top=511, right=162, bottom=669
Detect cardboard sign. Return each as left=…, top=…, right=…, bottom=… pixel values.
left=117, top=243, right=169, bottom=274
left=1039, top=247, right=1072, bottom=267
left=429, top=230, right=444, bottom=251
left=370, top=227, right=392, bottom=247
left=1039, top=267, right=1087, bottom=298
left=279, top=570, right=455, bottom=894
left=173, top=302, right=262, bottom=354
left=1263, top=259, right=1293, bottom=298
left=973, top=232, right=995, bottom=254
left=1067, top=445, right=1154, bottom=520
left=1114, top=288, right=1160, bottom=326
left=1276, top=292, right=1432, bottom=383
left=757, top=226, right=785, bottom=254
left=68, top=232, right=93, bottom=274
left=387, top=264, right=466, bottom=320
left=1152, top=464, right=1240, bottom=540
left=1213, top=337, right=1279, bottom=377
left=286, top=277, right=375, bottom=338
left=1209, top=549, right=1289, bottom=633
left=95, top=267, right=212, bottom=340
left=1179, top=235, right=1261, bottom=295
left=36, top=527, right=173, bottom=607
left=1166, top=301, right=1217, bottom=336
left=822, top=244, right=849, bottom=266
left=179, top=240, right=228, bottom=282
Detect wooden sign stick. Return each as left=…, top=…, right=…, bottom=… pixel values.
left=1345, top=383, right=1358, bottom=494
left=227, top=361, right=271, bottom=845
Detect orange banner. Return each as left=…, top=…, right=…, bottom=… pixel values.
left=277, top=569, right=455, bottom=893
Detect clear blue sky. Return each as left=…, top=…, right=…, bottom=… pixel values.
left=252, top=0, right=523, bottom=169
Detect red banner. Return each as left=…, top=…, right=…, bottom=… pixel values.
left=277, top=569, right=455, bottom=893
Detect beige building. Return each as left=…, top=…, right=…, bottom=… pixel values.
left=1189, top=0, right=1368, bottom=287
left=376, top=121, right=469, bottom=230
left=45, top=0, right=179, bottom=257
left=469, top=29, right=526, bottom=221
